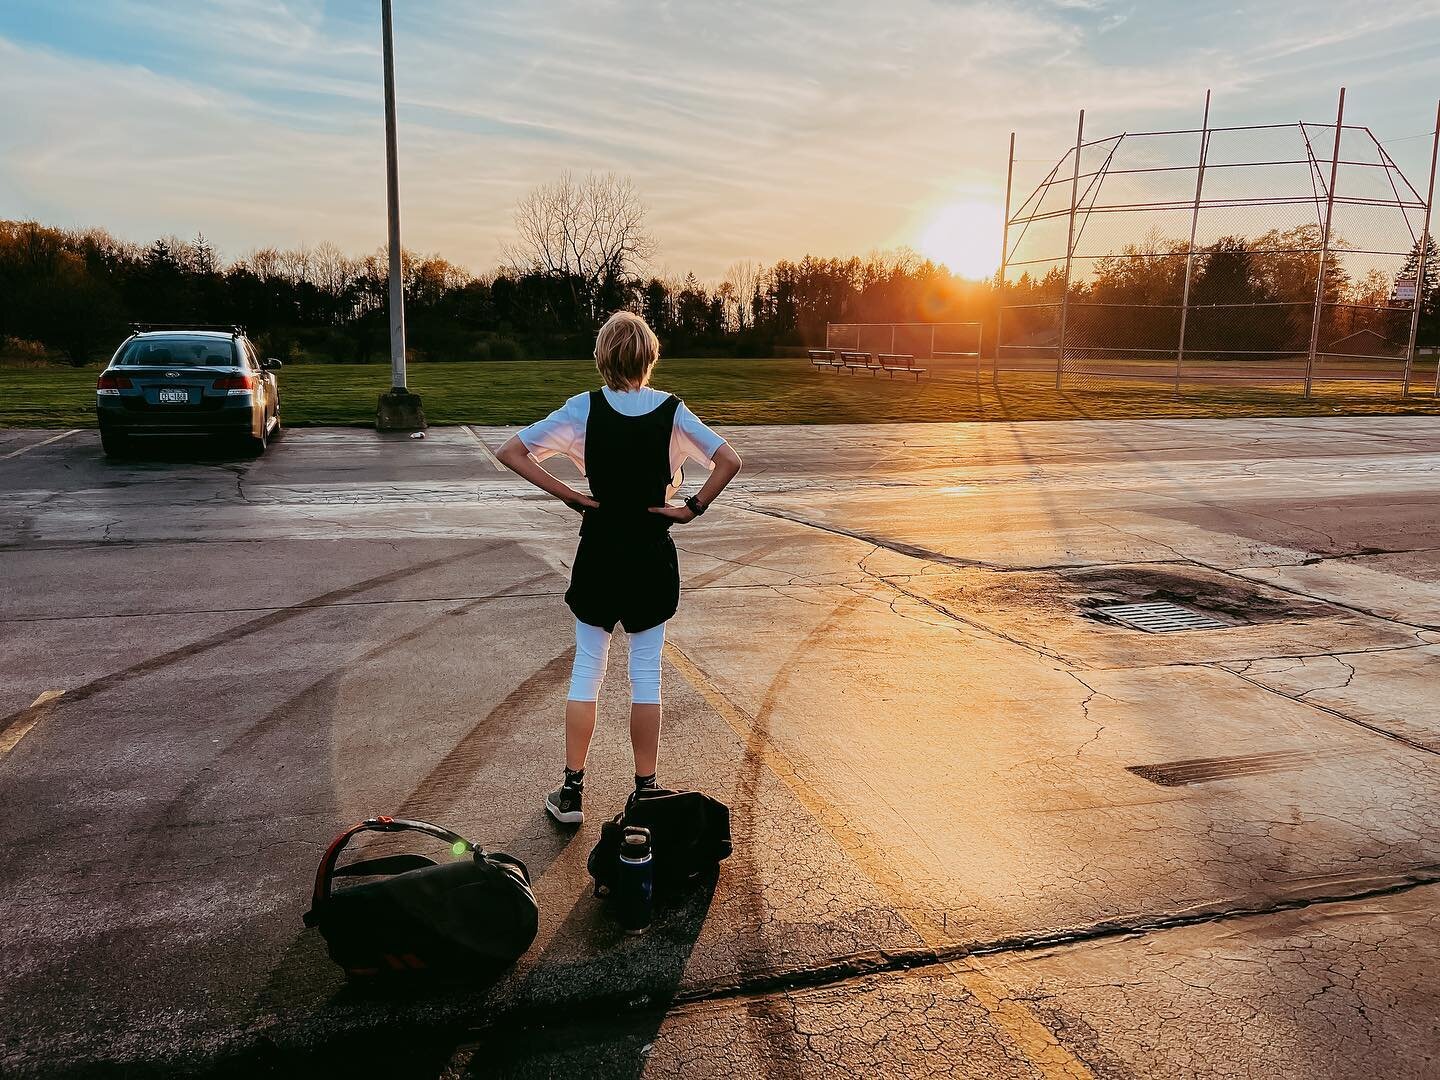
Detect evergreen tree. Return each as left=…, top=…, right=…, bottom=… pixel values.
left=1397, top=234, right=1438, bottom=297
left=1397, top=235, right=1438, bottom=344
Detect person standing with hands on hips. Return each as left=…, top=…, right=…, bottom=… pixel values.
left=496, top=311, right=743, bottom=825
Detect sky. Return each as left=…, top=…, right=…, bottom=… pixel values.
left=1, top=1, right=1438, bottom=282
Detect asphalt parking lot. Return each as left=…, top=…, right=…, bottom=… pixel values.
left=1, top=417, right=1438, bottom=1078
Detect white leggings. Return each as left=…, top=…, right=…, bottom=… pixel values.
left=568, top=620, right=666, bottom=705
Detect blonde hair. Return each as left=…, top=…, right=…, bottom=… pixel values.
left=594, top=311, right=660, bottom=391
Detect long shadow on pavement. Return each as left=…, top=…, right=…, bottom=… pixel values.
left=456, top=871, right=718, bottom=1079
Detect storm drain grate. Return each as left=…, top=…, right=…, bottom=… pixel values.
left=1096, top=601, right=1228, bottom=633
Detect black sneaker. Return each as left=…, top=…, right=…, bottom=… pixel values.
left=545, top=782, right=583, bottom=825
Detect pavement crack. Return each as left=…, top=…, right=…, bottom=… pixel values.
left=1084, top=514, right=1439, bottom=633
left=679, top=868, right=1440, bottom=1003
left=441, top=871, right=1440, bottom=1051
left=1294, top=656, right=1358, bottom=700
left=735, top=502, right=1005, bottom=572
left=1066, top=672, right=1109, bottom=759
left=726, top=500, right=1073, bottom=663
left=1216, top=662, right=1438, bottom=757
left=851, top=570, right=1070, bottom=665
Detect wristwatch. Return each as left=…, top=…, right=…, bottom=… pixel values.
left=684, top=494, right=707, bottom=517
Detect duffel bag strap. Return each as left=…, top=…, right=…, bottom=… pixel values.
left=304, top=816, right=481, bottom=925
left=332, top=853, right=437, bottom=878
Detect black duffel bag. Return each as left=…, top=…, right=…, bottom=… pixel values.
left=588, top=788, right=732, bottom=898
left=303, top=816, right=538, bottom=979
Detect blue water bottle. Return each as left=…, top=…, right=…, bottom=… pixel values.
left=616, top=826, right=654, bottom=935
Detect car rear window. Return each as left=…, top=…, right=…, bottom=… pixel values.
left=118, top=337, right=239, bottom=366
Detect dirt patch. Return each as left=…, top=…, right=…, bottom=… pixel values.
left=1062, top=564, right=1340, bottom=627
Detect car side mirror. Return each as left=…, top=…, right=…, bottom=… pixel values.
left=263, top=358, right=283, bottom=370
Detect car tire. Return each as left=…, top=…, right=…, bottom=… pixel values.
left=244, top=424, right=269, bottom=456
left=100, top=431, right=130, bottom=459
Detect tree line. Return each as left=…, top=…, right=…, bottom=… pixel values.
left=0, top=237, right=1005, bottom=369
left=0, top=220, right=1007, bottom=366
left=1, top=169, right=1434, bottom=366
left=1004, top=226, right=1438, bottom=359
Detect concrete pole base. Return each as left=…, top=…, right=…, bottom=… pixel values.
left=375, top=388, right=427, bottom=431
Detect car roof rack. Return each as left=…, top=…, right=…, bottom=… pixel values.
left=129, top=322, right=247, bottom=335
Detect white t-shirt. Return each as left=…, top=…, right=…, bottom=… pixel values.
left=517, top=386, right=726, bottom=498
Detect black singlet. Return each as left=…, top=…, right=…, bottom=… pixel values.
left=564, top=390, right=682, bottom=634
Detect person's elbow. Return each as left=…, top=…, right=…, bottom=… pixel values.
left=496, top=436, right=529, bottom=471
left=714, top=442, right=742, bottom=476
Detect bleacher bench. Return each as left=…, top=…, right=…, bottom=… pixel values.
left=808, top=348, right=841, bottom=369
left=877, top=353, right=927, bottom=380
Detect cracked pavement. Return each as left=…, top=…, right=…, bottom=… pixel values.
left=0, top=417, right=1437, bottom=1078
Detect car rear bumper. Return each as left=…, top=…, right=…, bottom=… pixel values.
left=97, top=401, right=256, bottom=436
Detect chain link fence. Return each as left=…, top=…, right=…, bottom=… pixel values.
left=996, top=93, right=1440, bottom=397
left=826, top=322, right=982, bottom=359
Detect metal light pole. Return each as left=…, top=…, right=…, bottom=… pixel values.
left=383, top=0, right=406, bottom=391
left=375, top=0, right=426, bottom=430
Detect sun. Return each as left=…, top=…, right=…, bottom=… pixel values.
left=917, top=200, right=1004, bottom=280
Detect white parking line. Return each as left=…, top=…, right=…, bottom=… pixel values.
left=463, top=425, right=505, bottom=471
left=0, top=429, right=80, bottom=461
left=0, top=690, right=65, bottom=758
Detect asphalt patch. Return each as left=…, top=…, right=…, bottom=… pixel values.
left=1065, top=563, right=1342, bottom=627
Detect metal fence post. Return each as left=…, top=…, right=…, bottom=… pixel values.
left=1305, top=88, right=1345, bottom=398
left=1056, top=110, right=1085, bottom=391
left=1174, top=91, right=1211, bottom=394
left=1402, top=100, right=1439, bottom=397
left=995, top=131, right=1015, bottom=390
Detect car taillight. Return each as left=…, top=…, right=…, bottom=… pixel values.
left=96, top=372, right=132, bottom=394
left=213, top=374, right=254, bottom=394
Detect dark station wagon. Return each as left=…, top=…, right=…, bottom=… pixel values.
left=96, top=324, right=282, bottom=457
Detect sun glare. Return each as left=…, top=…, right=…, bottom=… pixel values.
left=917, top=200, right=1003, bottom=280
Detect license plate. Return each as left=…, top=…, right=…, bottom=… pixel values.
left=159, top=389, right=189, bottom=404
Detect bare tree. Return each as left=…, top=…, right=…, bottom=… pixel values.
left=722, top=259, right=761, bottom=329
left=276, top=244, right=314, bottom=286
left=311, top=241, right=356, bottom=296
left=244, top=247, right=282, bottom=281
left=505, top=171, right=655, bottom=315
left=713, top=280, right=738, bottom=332
left=409, top=254, right=472, bottom=305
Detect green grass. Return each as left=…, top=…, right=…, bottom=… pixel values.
left=3, top=358, right=1439, bottom=429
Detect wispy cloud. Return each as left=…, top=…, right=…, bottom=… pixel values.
left=1, top=0, right=1436, bottom=278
